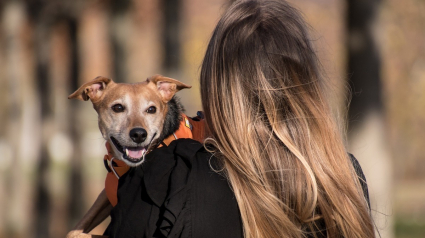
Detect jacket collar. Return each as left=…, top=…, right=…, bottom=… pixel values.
left=139, top=139, right=203, bottom=207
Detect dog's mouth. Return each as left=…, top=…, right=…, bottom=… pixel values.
left=110, top=136, right=154, bottom=163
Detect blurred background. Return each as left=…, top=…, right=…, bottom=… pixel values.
left=0, top=0, right=424, bottom=237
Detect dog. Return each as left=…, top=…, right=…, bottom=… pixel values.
left=66, top=75, right=193, bottom=238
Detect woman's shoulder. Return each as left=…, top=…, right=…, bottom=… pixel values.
left=348, top=153, right=370, bottom=208
left=167, top=139, right=236, bottom=201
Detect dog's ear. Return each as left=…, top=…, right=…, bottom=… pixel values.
left=147, top=75, right=191, bottom=103
left=68, top=76, right=113, bottom=102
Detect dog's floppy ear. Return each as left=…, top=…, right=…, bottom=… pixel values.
left=68, top=76, right=113, bottom=102
left=147, top=74, right=191, bottom=103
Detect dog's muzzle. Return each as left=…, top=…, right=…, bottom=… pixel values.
left=110, top=133, right=157, bottom=165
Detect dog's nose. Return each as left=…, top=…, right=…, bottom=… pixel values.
left=129, top=128, right=147, bottom=143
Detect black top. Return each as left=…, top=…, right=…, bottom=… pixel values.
left=104, top=139, right=370, bottom=238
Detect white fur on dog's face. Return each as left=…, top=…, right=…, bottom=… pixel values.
left=97, top=82, right=167, bottom=167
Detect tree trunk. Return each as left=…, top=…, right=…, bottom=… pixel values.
left=346, top=0, right=393, bottom=237
left=162, top=0, right=181, bottom=76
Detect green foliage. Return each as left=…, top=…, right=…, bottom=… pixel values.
left=395, top=218, right=425, bottom=238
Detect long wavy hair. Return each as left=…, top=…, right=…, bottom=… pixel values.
left=200, top=0, right=375, bottom=237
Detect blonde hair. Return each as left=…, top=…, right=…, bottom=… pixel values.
left=200, top=1, right=375, bottom=237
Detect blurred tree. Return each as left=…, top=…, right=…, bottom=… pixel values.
left=67, top=18, right=85, bottom=233
left=110, top=0, right=131, bottom=82
left=24, top=1, right=52, bottom=237
left=162, top=0, right=181, bottom=75
left=347, top=0, right=382, bottom=126
left=22, top=1, right=86, bottom=237
left=2, top=2, right=37, bottom=237
left=346, top=0, right=393, bottom=237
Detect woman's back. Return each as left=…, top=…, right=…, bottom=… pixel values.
left=200, top=0, right=375, bottom=237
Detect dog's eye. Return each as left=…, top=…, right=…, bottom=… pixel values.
left=111, top=104, right=125, bottom=113
left=146, top=106, right=156, bottom=114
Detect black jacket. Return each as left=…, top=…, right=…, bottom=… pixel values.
left=104, top=139, right=369, bottom=238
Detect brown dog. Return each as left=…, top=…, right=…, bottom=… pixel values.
left=66, top=75, right=191, bottom=238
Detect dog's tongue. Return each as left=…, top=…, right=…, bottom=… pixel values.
left=126, top=148, right=146, bottom=158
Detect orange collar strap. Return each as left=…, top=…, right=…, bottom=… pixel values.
left=159, top=114, right=194, bottom=147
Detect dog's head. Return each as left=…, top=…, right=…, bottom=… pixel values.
left=68, top=75, right=191, bottom=166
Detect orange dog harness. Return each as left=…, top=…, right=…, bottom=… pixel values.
left=104, top=113, right=205, bottom=206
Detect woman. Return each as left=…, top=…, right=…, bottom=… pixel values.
left=105, top=0, right=375, bottom=237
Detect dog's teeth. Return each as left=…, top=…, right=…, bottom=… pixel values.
left=125, top=148, right=129, bottom=156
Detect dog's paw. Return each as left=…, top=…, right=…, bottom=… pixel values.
left=66, top=230, right=85, bottom=238
left=66, top=230, right=108, bottom=238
